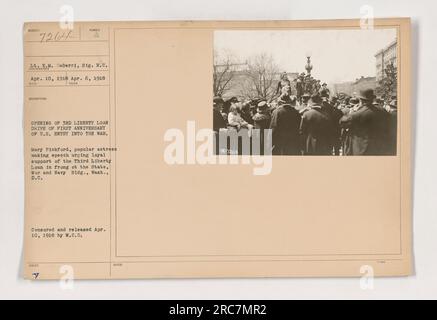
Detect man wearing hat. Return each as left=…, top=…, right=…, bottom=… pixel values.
left=278, top=91, right=292, bottom=105
left=297, top=93, right=311, bottom=113
left=248, top=99, right=259, bottom=119
left=330, top=96, right=340, bottom=109
left=213, top=96, right=227, bottom=133
left=321, top=92, right=342, bottom=155
left=240, top=100, right=254, bottom=125
left=253, top=101, right=271, bottom=130
left=269, top=96, right=301, bottom=155
left=339, top=97, right=359, bottom=155
left=320, top=88, right=329, bottom=100
left=339, top=97, right=356, bottom=155
left=252, top=101, right=272, bottom=155
left=349, top=97, right=360, bottom=108
left=213, top=96, right=227, bottom=155
left=321, top=82, right=330, bottom=95
left=222, top=96, right=238, bottom=117
left=339, top=89, right=389, bottom=155
left=299, top=94, right=333, bottom=155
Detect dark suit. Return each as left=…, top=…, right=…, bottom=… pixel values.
left=300, top=106, right=333, bottom=155
left=253, top=112, right=271, bottom=155
left=213, top=109, right=227, bottom=133
left=213, top=108, right=227, bottom=155
left=324, top=102, right=343, bottom=155
left=270, top=105, right=301, bottom=155
left=253, top=113, right=271, bottom=130
left=339, top=104, right=389, bottom=155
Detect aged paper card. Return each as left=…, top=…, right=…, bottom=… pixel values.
left=23, top=19, right=412, bottom=279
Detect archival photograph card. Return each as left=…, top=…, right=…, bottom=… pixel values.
left=23, top=18, right=412, bottom=279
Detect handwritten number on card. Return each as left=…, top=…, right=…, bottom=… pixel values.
left=39, top=30, right=72, bottom=43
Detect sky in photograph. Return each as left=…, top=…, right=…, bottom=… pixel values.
left=214, top=28, right=396, bottom=84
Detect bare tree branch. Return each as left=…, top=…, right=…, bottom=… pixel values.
left=213, top=50, right=237, bottom=97
left=241, top=53, right=279, bottom=101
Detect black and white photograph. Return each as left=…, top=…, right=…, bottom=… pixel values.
left=5, top=0, right=437, bottom=302
left=213, top=28, right=398, bottom=156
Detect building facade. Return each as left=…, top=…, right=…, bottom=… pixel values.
left=332, top=76, right=376, bottom=97
left=375, top=39, right=397, bottom=82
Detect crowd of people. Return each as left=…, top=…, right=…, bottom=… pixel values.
left=213, top=78, right=398, bottom=156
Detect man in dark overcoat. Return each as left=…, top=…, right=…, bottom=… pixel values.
left=320, top=89, right=342, bottom=155
left=270, top=96, right=301, bottom=155
left=339, top=89, right=389, bottom=155
left=299, top=94, right=333, bottom=155
left=213, top=96, right=227, bottom=133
